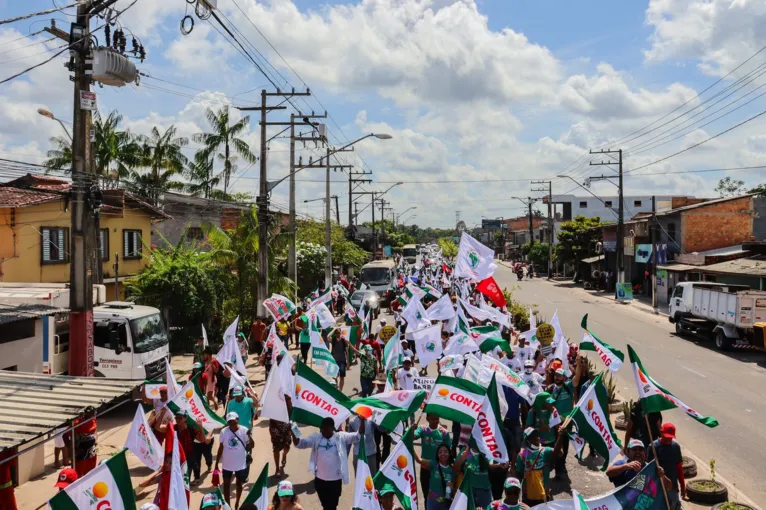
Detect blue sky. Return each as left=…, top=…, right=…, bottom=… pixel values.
left=1, top=0, right=765, bottom=228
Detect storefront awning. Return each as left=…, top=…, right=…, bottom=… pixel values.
left=0, top=371, right=141, bottom=453
left=657, top=263, right=703, bottom=273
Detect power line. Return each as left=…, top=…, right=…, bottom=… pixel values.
left=0, top=1, right=83, bottom=26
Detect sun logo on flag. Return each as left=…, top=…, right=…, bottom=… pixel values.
left=393, top=455, right=409, bottom=474
left=437, top=388, right=449, bottom=399
left=185, top=389, right=193, bottom=399
left=468, top=250, right=480, bottom=269
left=365, top=476, right=374, bottom=492
left=85, top=481, right=109, bottom=503
left=356, top=406, right=373, bottom=419
left=587, top=399, right=594, bottom=411
left=295, top=384, right=302, bottom=397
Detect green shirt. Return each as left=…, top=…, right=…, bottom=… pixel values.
left=360, top=353, right=377, bottom=379
left=299, top=314, right=311, bottom=344
left=462, top=450, right=490, bottom=489
left=515, top=446, right=553, bottom=491
left=428, top=463, right=455, bottom=501
left=526, top=408, right=555, bottom=445
left=414, top=425, right=451, bottom=464
left=550, top=381, right=575, bottom=416
left=226, top=397, right=254, bottom=430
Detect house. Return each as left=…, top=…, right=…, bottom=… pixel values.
left=0, top=174, right=170, bottom=299
left=502, top=215, right=547, bottom=246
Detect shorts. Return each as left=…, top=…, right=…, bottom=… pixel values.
left=222, top=467, right=248, bottom=482
left=336, top=361, right=347, bottom=377
left=269, top=420, right=292, bottom=451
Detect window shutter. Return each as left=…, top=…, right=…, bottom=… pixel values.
left=124, top=230, right=129, bottom=257
left=42, top=229, right=51, bottom=261
left=100, top=230, right=105, bottom=260
left=57, top=229, right=65, bottom=261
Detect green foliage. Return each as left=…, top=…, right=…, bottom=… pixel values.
left=715, top=177, right=746, bottom=197
left=438, top=237, right=458, bottom=259
left=522, top=242, right=550, bottom=267
left=554, top=216, right=606, bottom=266
left=493, top=230, right=505, bottom=251
left=130, top=125, right=189, bottom=205
left=502, top=287, right=535, bottom=330
left=297, top=241, right=326, bottom=294
left=296, top=218, right=369, bottom=269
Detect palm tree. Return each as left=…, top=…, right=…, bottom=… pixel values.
left=43, top=136, right=72, bottom=172
left=130, top=125, right=189, bottom=205
left=42, top=110, right=141, bottom=179
left=193, top=105, right=256, bottom=197
left=184, top=153, right=220, bottom=199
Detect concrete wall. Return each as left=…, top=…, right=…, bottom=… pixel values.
left=0, top=202, right=152, bottom=283
left=680, top=196, right=754, bottom=253
left=551, top=194, right=675, bottom=222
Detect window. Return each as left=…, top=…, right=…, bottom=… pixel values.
left=604, top=200, right=613, bottom=208
left=667, top=222, right=677, bottom=243
left=41, top=227, right=68, bottom=264
left=186, top=226, right=204, bottom=241
left=99, top=228, right=109, bottom=261
left=673, top=285, right=683, bottom=299
left=0, top=319, right=36, bottom=344
left=94, top=321, right=128, bottom=351
left=633, top=200, right=643, bottom=207
left=579, top=201, right=588, bottom=208
left=123, top=229, right=142, bottom=259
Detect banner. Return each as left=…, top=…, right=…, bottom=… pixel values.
left=123, top=406, right=163, bottom=471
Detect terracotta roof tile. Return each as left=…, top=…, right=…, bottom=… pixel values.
left=0, top=187, right=61, bottom=207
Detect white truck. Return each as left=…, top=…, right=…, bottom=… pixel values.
left=668, top=282, right=766, bottom=350
left=0, top=283, right=169, bottom=379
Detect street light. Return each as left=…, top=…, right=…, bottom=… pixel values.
left=400, top=213, right=416, bottom=225
left=556, top=175, right=616, bottom=213
left=395, top=206, right=417, bottom=225
left=37, top=108, right=72, bottom=142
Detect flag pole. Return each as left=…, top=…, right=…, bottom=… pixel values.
left=644, top=414, right=672, bottom=510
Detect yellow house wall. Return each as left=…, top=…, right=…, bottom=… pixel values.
left=0, top=201, right=154, bottom=283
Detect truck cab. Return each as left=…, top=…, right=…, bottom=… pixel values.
left=360, top=259, right=398, bottom=303
left=92, top=302, right=169, bottom=380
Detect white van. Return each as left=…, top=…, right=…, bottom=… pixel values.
left=402, top=244, right=418, bottom=264
left=360, top=259, right=398, bottom=303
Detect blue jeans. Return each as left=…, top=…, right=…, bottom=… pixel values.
left=360, top=376, right=374, bottom=397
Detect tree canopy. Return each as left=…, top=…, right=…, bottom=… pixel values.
left=554, top=216, right=606, bottom=265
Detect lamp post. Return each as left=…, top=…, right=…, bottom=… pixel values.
left=395, top=206, right=417, bottom=226
left=37, top=108, right=73, bottom=142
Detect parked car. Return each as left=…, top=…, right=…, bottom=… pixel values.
left=349, top=290, right=380, bottom=319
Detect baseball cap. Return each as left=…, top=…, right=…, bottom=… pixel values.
left=554, top=368, right=566, bottom=376
left=403, top=356, right=412, bottom=363
left=201, top=492, right=223, bottom=508
left=54, top=468, right=78, bottom=489
left=524, top=359, right=535, bottom=367
left=192, top=362, right=203, bottom=369
left=660, top=422, right=676, bottom=439
left=174, top=409, right=187, bottom=417
left=504, top=477, right=522, bottom=489
left=225, top=411, right=239, bottom=422
left=380, top=318, right=387, bottom=324
left=231, top=386, right=244, bottom=397
left=523, top=427, right=537, bottom=440
left=362, top=345, right=373, bottom=353
left=277, top=480, right=294, bottom=497
left=628, top=439, right=645, bottom=450
left=545, top=396, right=556, bottom=405
left=140, top=504, right=160, bottom=510
left=159, top=385, right=168, bottom=392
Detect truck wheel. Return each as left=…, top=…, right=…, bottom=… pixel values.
left=715, top=331, right=732, bottom=351
left=675, top=321, right=685, bottom=336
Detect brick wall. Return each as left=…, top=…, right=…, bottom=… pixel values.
left=681, top=196, right=754, bottom=253
left=504, top=216, right=546, bottom=231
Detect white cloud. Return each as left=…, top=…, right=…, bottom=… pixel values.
left=557, top=63, right=697, bottom=120
left=226, top=0, right=562, bottom=106
left=163, top=24, right=236, bottom=74
left=644, top=0, right=766, bottom=76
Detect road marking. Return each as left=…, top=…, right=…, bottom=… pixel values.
left=544, top=299, right=555, bottom=305
left=564, top=308, right=573, bottom=313
left=681, top=365, right=706, bottom=378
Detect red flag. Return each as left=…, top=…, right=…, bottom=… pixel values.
left=476, top=276, right=506, bottom=308
left=442, top=263, right=452, bottom=275
left=156, top=421, right=190, bottom=510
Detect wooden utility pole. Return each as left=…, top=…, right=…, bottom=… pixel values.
left=591, top=149, right=624, bottom=284
left=532, top=180, right=554, bottom=278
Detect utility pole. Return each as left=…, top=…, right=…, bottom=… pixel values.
left=348, top=170, right=372, bottom=226
left=591, top=149, right=624, bottom=284
left=238, top=89, right=308, bottom=314
left=354, top=203, right=359, bottom=226
left=651, top=195, right=658, bottom=311
left=532, top=180, right=554, bottom=278
left=333, top=195, right=340, bottom=224
left=371, top=194, right=377, bottom=258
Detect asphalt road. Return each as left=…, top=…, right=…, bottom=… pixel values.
left=492, top=262, right=766, bottom=507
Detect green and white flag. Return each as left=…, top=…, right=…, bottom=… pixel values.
left=628, top=345, right=719, bottom=427
left=291, top=361, right=351, bottom=428
left=264, top=293, right=297, bottom=321
left=564, top=373, right=622, bottom=470
left=402, top=295, right=430, bottom=332
left=443, top=332, right=479, bottom=356
left=423, top=375, right=487, bottom=426
left=573, top=489, right=589, bottom=510
left=241, top=462, right=269, bottom=507
left=412, top=324, right=443, bottom=367
left=383, top=327, right=403, bottom=371
left=580, top=315, right=625, bottom=373
left=426, top=293, right=456, bottom=321
left=421, top=282, right=443, bottom=299
left=480, top=356, right=534, bottom=404
left=471, top=376, right=509, bottom=463
left=373, top=426, right=418, bottom=510
left=168, top=379, right=226, bottom=433
left=344, top=390, right=427, bottom=433
left=459, top=298, right=495, bottom=323
left=448, top=468, right=476, bottom=510
left=49, top=449, right=136, bottom=510
left=310, top=287, right=333, bottom=308
left=468, top=325, right=511, bottom=355
left=353, top=438, right=380, bottom=510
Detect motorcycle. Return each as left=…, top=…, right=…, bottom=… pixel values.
left=516, top=270, right=524, bottom=281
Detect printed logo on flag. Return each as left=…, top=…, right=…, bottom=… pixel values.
left=84, top=481, right=110, bottom=505
left=436, top=387, right=450, bottom=399
left=426, top=342, right=436, bottom=352
left=362, top=476, right=377, bottom=501
left=468, top=249, right=480, bottom=269
left=393, top=455, right=409, bottom=475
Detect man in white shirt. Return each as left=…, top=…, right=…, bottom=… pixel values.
left=293, top=416, right=363, bottom=510
left=374, top=318, right=387, bottom=340
left=214, top=412, right=253, bottom=509
left=520, top=359, right=545, bottom=397
left=501, top=347, right=523, bottom=373
left=396, top=358, right=417, bottom=391
left=400, top=340, right=415, bottom=361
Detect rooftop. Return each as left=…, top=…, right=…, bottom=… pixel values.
left=0, top=303, right=68, bottom=325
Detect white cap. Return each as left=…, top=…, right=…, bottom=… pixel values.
left=403, top=356, right=412, bottom=363
left=140, top=505, right=161, bottom=510
left=524, top=359, right=535, bottom=367
left=225, top=411, right=239, bottom=422
left=380, top=318, right=387, bottom=324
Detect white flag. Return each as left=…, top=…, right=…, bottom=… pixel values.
left=443, top=333, right=480, bottom=356
left=311, top=302, right=337, bottom=329
left=412, top=324, right=443, bottom=367
left=529, top=308, right=536, bottom=330
left=201, top=324, right=209, bottom=348
left=426, top=293, right=456, bottom=321
left=223, top=316, right=239, bottom=345
left=217, top=337, right=247, bottom=376
left=551, top=310, right=566, bottom=347
left=169, top=436, right=189, bottom=510
left=454, top=232, right=497, bottom=280
left=550, top=336, right=570, bottom=376
left=166, top=358, right=181, bottom=401
left=402, top=295, right=431, bottom=332
left=124, top=406, right=163, bottom=471
left=259, top=355, right=290, bottom=423
left=459, top=298, right=495, bottom=323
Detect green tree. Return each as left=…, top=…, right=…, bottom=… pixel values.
left=43, top=135, right=72, bottom=172
left=184, top=155, right=220, bottom=199
left=493, top=230, right=505, bottom=251
left=193, top=105, right=257, bottom=197
left=296, top=241, right=326, bottom=295
left=554, top=216, right=606, bottom=266
left=715, top=177, right=746, bottom=197
left=130, top=125, right=189, bottom=205
left=438, top=237, right=458, bottom=258
left=522, top=242, right=549, bottom=267
left=296, top=218, right=369, bottom=269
